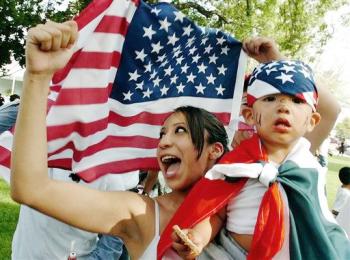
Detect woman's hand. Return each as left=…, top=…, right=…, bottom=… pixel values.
left=25, top=20, right=78, bottom=78
left=243, top=36, right=285, bottom=63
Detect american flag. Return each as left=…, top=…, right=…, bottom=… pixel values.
left=0, top=0, right=246, bottom=182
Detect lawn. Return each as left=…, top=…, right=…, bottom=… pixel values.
left=0, top=155, right=349, bottom=258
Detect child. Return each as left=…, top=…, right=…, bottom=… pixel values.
left=170, top=60, right=350, bottom=259
left=332, top=167, right=350, bottom=237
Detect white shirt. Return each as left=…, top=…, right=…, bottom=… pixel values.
left=11, top=168, right=139, bottom=260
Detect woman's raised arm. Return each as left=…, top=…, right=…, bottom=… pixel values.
left=10, top=21, right=153, bottom=247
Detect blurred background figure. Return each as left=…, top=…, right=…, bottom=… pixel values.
left=332, top=167, right=350, bottom=237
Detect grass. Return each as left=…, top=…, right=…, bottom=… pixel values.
left=0, top=179, right=19, bottom=260
left=0, top=155, right=349, bottom=258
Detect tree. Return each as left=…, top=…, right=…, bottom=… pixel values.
left=0, top=0, right=46, bottom=75
left=0, top=0, right=89, bottom=77
left=336, top=117, right=350, bottom=139
left=1, top=0, right=349, bottom=76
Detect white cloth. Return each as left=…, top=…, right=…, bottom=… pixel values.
left=336, top=193, right=350, bottom=238
left=333, top=187, right=350, bottom=212
left=207, top=137, right=331, bottom=237
left=140, top=200, right=160, bottom=260
left=11, top=168, right=139, bottom=260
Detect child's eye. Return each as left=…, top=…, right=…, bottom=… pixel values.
left=292, top=97, right=305, bottom=104
left=175, top=126, right=187, bottom=134
left=263, top=96, right=276, bottom=102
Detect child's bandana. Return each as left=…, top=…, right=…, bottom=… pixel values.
left=247, top=60, right=318, bottom=111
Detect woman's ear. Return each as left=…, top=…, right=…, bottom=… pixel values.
left=209, top=142, right=224, bottom=160
left=307, top=112, right=321, bottom=132
left=241, top=107, right=255, bottom=126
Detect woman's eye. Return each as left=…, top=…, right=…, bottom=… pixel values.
left=175, top=126, right=187, bottom=134
left=159, top=131, right=165, bottom=139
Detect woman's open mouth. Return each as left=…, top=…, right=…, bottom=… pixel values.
left=161, top=155, right=181, bottom=178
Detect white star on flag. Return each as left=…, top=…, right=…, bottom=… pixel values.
left=160, top=86, right=169, bottom=96
left=177, top=83, right=185, bottom=93
left=275, top=72, right=294, bottom=84
left=123, top=90, right=133, bottom=100
left=135, top=49, right=147, bottom=62
left=168, top=33, right=179, bottom=45
left=143, top=25, right=156, bottom=40
left=129, top=70, right=141, bottom=81
left=195, top=83, right=206, bottom=94
left=215, top=84, right=226, bottom=95
left=174, top=10, right=185, bottom=22
left=183, top=24, right=193, bottom=36
left=143, top=88, right=153, bottom=98
left=209, top=54, right=218, bottom=64
left=198, top=63, right=207, bottom=74
left=217, top=64, right=227, bottom=75
left=151, top=41, right=163, bottom=54
left=187, top=72, right=196, bottom=83
left=159, top=17, right=171, bottom=32
left=206, top=73, right=216, bottom=84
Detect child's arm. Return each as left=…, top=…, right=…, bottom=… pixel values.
left=304, top=83, right=341, bottom=154
left=172, top=209, right=225, bottom=259
left=242, top=36, right=286, bottom=63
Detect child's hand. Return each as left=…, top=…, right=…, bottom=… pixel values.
left=242, top=37, right=285, bottom=63
left=172, top=225, right=202, bottom=259
left=231, top=129, right=254, bottom=149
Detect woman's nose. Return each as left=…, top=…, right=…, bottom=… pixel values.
left=158, top=133, right=172, bottom=149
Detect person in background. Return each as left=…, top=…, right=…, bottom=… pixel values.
left=0, top=94, right=20, bottom=133
left=0, top=93, right=5, bottom=106
left=0, top=91, right=135, bottom=260
left=332, top=167, right=350, bottom=237
left=11, top=169, right=138, bottom=260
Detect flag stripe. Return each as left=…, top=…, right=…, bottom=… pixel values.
left=71, top=52, right=122, bottom=69
left=0, top=146, right=11, bottom=168
left=95, top=15, right=129, bottom=34
left=48, top=135, right=159, bottom=163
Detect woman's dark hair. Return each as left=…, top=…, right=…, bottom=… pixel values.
left=174, top=106, right=229, bottom=159
left=339, top=167, right=350, bottom=185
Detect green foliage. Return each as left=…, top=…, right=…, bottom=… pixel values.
left=0, top=179, right=20, bottom=259
left=0, top=0, right=45, bottom=74
left=0, top=0, right=91, bottom=76
left=335, top=117, right=350, bottom=139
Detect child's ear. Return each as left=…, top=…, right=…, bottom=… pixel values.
left=307, top=112, right=321, bottom=132
left=241, top=107, right=255, bottom=126
left=209, top=142, right=224, bottom=160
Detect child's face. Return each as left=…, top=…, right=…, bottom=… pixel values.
left=243, top=93, right=321, bottom=149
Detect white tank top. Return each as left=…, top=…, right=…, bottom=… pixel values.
left=226, top=161, right=281, bottom=234
left=139, top=200, right=160, bottom=259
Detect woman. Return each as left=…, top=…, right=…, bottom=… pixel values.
left=11, top=20, right=230, bottom=259
left=11, top=20, right=340, bottom=258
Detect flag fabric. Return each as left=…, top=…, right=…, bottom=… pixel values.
left=0, top=0, right=246, bottom=182
left=247, top=60, right=318, bottom=111
left=158, top=134, right=350, bottom=259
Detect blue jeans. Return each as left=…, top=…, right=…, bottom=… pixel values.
left=85, top=235, right=128, bottom=260
left=0, top=103, right=19, bottom=133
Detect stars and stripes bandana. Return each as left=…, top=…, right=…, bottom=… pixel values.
left=158, top=134, right=350, bottom=259
left=247, top=60, right=318, bottom=111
